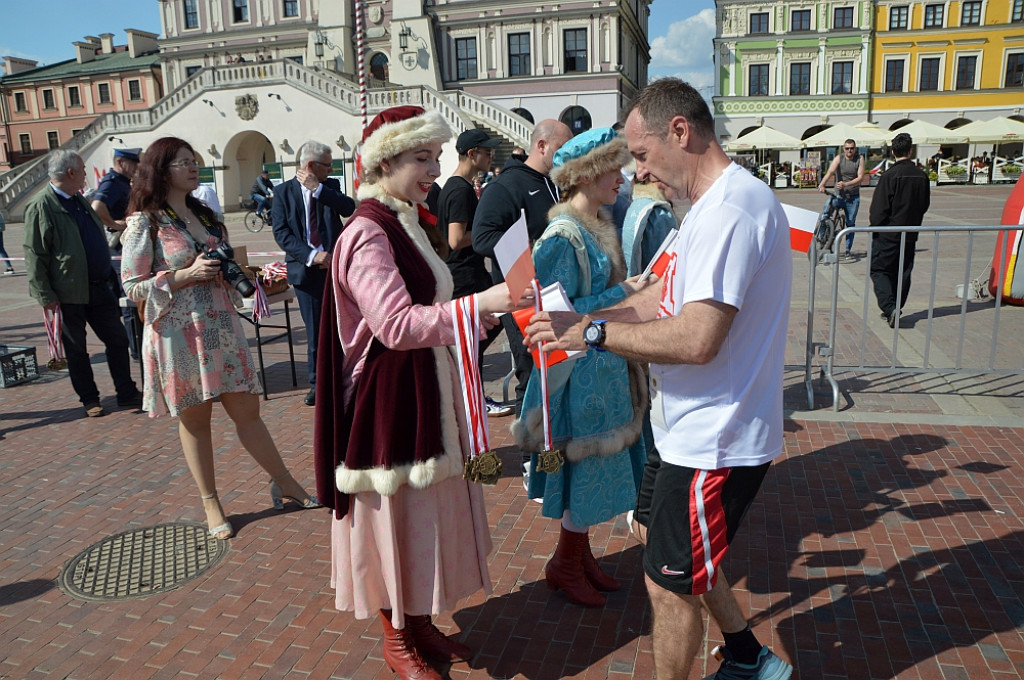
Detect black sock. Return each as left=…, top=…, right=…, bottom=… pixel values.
left=722, top=627, right=762, bottom=665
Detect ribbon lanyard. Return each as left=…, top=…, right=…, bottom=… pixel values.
left=43, top=306, right=67, bottom=370
left=451, top=294, right=502, bottom=484
left=532, top=278, right=564, bottom=473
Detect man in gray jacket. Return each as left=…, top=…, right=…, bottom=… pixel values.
left=23, top=150, right=141, bottom=417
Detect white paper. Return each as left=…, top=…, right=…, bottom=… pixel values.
left=494, top=209, right=535, bottom=297
left=538, top=281, right=584, bottom=360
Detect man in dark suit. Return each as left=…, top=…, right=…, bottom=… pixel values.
left=272, top=141, right=355, bottom=405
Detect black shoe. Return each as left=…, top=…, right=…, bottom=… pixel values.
left=887, top=309, right=898, bottom=328
left=304, top=387, right=316, bottom=406
left=117, top=391, right=144, bottom=408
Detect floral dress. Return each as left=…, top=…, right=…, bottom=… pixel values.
left=121, top=211, right=258, bottom=417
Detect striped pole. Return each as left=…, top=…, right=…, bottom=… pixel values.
left=355, top=0, right=367, bottom=128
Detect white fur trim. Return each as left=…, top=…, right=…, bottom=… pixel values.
left=335, top=183, right=462, bottom=495
left=512, top=360, right=649, bottom=462
left=360, top=111, right=452, bottom=176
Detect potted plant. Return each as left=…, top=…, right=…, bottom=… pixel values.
left=945, top=165, right=968, bottom=182
left=1004, top=163, right=1022, bottom=175
left=928, top=170, right=938, bottom=186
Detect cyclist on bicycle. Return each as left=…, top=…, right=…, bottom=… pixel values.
left=250, top=170, right=275, bottom=218
left=818, top=138, right=865, bottom=259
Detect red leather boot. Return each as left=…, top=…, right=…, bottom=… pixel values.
left=378, top=610, right=443, bottom=680
left=581, top=531, right=622, bottom=591
left=406, top=614, right=473, bottom=664
left=545, top=526, right=607, bottom=607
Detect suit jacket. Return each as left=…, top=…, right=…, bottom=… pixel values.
left=23, top=186, right=108, bottom=306
left=272, top=176, right=355, bottom=289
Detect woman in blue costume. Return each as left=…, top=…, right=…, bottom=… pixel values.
left=513, top=127, right=651, bottom=607
left=621, top=178, right=683, bottom=277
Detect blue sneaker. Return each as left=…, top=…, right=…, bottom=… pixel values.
left=712, top=646, right=792, bottom=680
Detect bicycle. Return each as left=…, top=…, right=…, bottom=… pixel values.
left=244, top=206, right=273, bottom=233
left=814, top=189, right=847, bottom=262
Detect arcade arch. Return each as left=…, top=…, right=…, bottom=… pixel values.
left=222, top=131, right=277, bottom=210
left=560, top=105, right=592, bottom=135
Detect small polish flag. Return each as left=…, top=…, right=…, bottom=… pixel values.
left=638, top=230, right=678, bottom=282
left=782, top=204, right=818, bottom=253
left=494, top=209, right=535, bottom=299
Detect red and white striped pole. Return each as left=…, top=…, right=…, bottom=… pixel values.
left=355, top=0, right=367, bottom=128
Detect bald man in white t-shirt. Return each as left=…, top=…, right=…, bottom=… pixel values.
left=525, top=79, right=793, bottom=680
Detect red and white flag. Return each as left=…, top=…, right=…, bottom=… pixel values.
left=782, top=203, right=818, bottom=253
left=494, top=210, right=535, bottom=299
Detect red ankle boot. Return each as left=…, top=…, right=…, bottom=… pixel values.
left=581, top=531, right=621, bottom=591
left=545, top=526, right=607, bottom=607
left=378, top=610, right=442, bottom=680
left=406, top=614, right=473, bottom=663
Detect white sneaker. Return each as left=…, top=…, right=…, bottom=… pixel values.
left=485, top=396, right=514, bottom=417
left=2, top=269, right=13, bottom=276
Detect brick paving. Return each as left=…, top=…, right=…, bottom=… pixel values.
left=1, top=186, right=1023, bottom=679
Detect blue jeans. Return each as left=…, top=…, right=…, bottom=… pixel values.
left=251, top=193, right=270, bottom=214
left=821, top=194, right=860, bottom=251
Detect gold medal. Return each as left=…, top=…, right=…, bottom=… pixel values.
left=464, top=450, right=502, bottom=485
left=537, top=449, right=564, bottom=474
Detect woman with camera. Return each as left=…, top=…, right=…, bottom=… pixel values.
left=121, top=136, right=318, bottom=540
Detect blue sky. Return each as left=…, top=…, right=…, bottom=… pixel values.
left=0, top=0, right=717, bottom=89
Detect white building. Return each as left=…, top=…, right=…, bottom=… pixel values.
left=1, top=0, right=653, bottom=217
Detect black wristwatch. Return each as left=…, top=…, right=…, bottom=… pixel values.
left=583, top=319, right=607, bottom=351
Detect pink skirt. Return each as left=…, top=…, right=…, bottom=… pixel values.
left=330, top=474, right=493, bottom=629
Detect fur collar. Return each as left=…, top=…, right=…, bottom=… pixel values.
left=547, top=202, right=626, bottom=286
left=631, top=182, right=668, bottom=203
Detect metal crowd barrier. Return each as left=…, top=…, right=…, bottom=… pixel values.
left=804, top=224, right=1021, bottom=411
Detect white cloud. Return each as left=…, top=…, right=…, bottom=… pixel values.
left=650, top=8, right=716, bottom=71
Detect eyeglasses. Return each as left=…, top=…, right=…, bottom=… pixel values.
left=168, top=159, right=199, bottom=168
left=312, top=160, right=332, bottom=168
left=844, top=146, right=857, bottom=151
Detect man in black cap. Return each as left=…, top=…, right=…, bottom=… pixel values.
left=92, top=146, right=142, bottom=358
left=91, top=147, right=140, bottom=244
left=437, top=128, right=512, bottom=415
left=251, top=169, right=275, bottom=217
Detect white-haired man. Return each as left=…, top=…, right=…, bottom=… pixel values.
left=24, top=149, right=142, bottom=418
left=272, top=141, right=355, bottom=405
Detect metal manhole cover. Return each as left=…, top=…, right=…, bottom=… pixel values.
left=58, top=522, right=229, bottom=601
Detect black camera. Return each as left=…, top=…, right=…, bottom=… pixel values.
left=204, top=243, right=256, bottom=298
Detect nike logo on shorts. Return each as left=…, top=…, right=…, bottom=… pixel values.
left=661, top=565, right=688, bottom=576
left=529, top=189, right=541, bottom=195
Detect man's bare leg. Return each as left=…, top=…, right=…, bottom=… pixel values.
left=700, top=573, right=748, bottom=635
left=646, top=574, right=704, bottom=680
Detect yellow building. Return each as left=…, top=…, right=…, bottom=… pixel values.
left=871, top=0, right=1024, bottom=130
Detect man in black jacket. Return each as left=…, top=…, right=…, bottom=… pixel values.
left=251, top=170, right=275, bottom=216
left=272, top=141, right=355, bottom=405
left=472, top=119, right=572, bottom=414
left=869, top=132, right=930, bottom=328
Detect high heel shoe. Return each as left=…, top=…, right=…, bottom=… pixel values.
left=201, top=493, right=233, bottom=539
left=269, top=474, right=322, bottom=511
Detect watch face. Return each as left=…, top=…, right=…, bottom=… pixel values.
left=584, top=324, right=601, bottom=344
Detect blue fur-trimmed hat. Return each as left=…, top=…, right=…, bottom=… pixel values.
left=550, top=127, right=630, bottom=192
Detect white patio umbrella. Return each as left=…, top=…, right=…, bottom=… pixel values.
left=885, top=120, right=968, bottom=146
left=725, top=125, right=804, bottom=152
left=802, top=121, right=889, bottom=148
left=955, top=116, right=1024, bottom=144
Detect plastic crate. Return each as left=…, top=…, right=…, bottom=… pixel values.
left=0, top=345, right=39, bottom=388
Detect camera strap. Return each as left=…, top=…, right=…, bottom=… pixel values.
left=164, top=204, right=223, bottom=251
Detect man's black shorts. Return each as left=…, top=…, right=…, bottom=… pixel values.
left=634, top=447, right=769, bottom=596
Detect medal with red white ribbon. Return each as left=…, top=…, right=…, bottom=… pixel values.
left=451, top=293, right=502, bottom=485
left=43, top=305, right=67, bottom=370
left=532, top=278, right=564, bottom=474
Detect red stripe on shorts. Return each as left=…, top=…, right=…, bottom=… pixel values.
left=689, top=468, right=732, bottom=595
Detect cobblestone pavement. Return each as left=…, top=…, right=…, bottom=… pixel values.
left=1, top=185, right=1023, bottom=679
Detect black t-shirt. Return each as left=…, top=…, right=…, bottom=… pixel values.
left=437, top=175, right=491, bottom=295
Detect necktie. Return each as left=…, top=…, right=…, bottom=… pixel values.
left=308, top=194, right=320, bottom=247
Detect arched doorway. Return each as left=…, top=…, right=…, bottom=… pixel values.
left=738, top=125, right=760, bottom=137
left=801, top=124, right=829, bottom=140
left=889, top=118, right=913, bottom=131
left=370, top=52, right=390, bottom=85
left=945, top=117, right=972, bottom=130
left=511, top=107, right=534, bottom=124
left=222, top=131, right=276, bottom=209
left=560, top=105, right=592, bottom=135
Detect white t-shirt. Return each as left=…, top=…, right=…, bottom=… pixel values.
left=649, top=163, right=791, bottom=469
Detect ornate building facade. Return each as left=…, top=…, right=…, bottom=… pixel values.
left=0, top=0, right=654, bottom=217
left=870, top=0, right=1024, bottom=130
left=713, top=1, right=874, bottom=142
